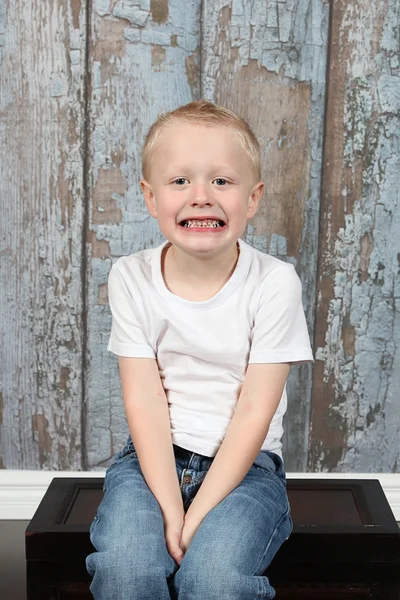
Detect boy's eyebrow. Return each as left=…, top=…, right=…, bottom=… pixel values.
left=161, top=164, right=242, bottom=175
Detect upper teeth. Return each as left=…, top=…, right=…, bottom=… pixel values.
left=182, top=219, right=222, bottom=228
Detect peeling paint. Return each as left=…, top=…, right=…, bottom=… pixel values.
left=70, top=0, right=82, bottom=30
left=2, top=0, right=391, bottom=474
left=92, top=169, right=126, bottom=224
left=342, top=317, right=356, bottom=357
left=150, top=0, right=168, bottom=24
left=88, top=230, right=111, bottom=259
left=310, top=367, right=348, bottom=471
left=97, top=283, right=109, bottom=305
left=59, top=367, right=71, bottom=391
left=185, top=51, right=200, bottom=98
left=113, top=1, right=149, bottom=27
left=50, top=73, right=68, bottom=97
left=32, top=413, right=53, bottom=468
left=0, top=0, right=6, bottom=65
left=94, top=19, right=127, bottom=61
left=0, top=0, right=85, bottom=469
left=359, top=232, right=373, bottom=282
left=124, top=27, right=141, bottom=43
left=141, top=29, right=171, bottom=45
left=95, top=0, right=112, bottom=17
left=205, top=41, right=314, bottom=260
left=151, top=44, right=166, bottom=69
left=201, top=13, right=329, bottom=476
left=311, top=0, right=400, bottom=472
left=85, top=0, right=201, bottom=467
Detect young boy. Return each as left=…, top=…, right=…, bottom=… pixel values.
left=86, top=100, right=314, bottom=600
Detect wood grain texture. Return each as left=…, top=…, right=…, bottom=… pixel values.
left=2, top=0, right=399, bottom=474
left=310, top=0, right=400, bottom=472
left=0, top=0, right=86, bottom=469
left=202, top=0, right=330, bottom=470
left=85, top=0, right=201, bottom=468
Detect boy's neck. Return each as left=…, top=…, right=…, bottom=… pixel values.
left=161, top=241, right=240, bottom=295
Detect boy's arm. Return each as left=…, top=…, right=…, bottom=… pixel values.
left=118, top=356, right=184, bottom=519
left=184, top=362, right=290, bottom=526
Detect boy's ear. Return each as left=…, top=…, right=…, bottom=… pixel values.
left=140, top=179, right=158, bottom=218
left=246, top=181, right=264, bottom=220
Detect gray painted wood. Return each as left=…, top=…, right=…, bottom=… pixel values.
left=85, top=0, right=201, bottom=468
left=201, top=0, right=330, bottom=471
left=1, top=0, right=399, bottom=474
left=0, top=1, right=86, bottom=469
left=85, top=0, right=329, bottom=470
left=310, top=0, right=400, bottom=472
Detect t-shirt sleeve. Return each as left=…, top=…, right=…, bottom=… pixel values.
left=248, top=263, right=314, bottom=364
left=106, top=260, right=156, bottom=358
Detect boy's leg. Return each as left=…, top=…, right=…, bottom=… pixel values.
left=86, top=443, right=177, bottom=600
left=172, top=451, right=292, bottom=600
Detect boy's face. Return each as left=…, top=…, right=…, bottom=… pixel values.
left=140, top=121, right=264, bottom=257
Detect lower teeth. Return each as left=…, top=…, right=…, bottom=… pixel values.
left=183, top=223, right=221, bottom=228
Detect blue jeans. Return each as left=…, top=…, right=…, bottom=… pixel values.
left=86, top=436, right=293, bottom=599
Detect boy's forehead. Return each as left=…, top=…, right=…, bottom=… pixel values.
left=158, top=121, right=235, bottom=143
left=160, top=162, right=242, bottom=176
left=152, top=122, right=248, bottom=167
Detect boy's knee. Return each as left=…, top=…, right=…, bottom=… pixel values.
left=176, top=559, right=264, bottom=600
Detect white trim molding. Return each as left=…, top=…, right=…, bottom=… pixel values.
left=0, top=470, right=399, bottom=521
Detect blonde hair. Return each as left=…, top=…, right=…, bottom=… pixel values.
left=141, top=100, right=261, bottom=183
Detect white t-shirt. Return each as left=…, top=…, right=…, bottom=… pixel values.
left=107, top=237, right=314, bottom=458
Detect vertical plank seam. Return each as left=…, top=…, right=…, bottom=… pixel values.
left=309, top=0, right=334, bottom=470
left=80, top=0, right=92, bottom=471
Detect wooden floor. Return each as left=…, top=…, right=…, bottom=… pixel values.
left=2, top=519, right=400, bottom=600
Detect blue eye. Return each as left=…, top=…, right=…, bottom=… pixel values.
left=214, top=178, right=228, bottom=185
left=173, top=178, right=188, bottom=185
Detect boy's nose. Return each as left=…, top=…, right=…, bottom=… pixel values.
left=191, top=197, right=213, bottom=208
left=191, top=189, right=213, bottom=205
left=191, top=183, right=211, bottom=201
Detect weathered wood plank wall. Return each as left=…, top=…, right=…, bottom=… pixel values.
left=201, top=0, right=330, bottom=471
left=1, top=0, right=399, bottom=472
left=85, top=0, right=201, bottom=468
left=310, top=0, right=400, bottom=472
left=0, top=0, right=87, bottom=469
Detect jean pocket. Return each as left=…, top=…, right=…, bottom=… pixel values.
left=252, top=451, right=287, bottom=484
left=109, top=439, right=137, bottom=467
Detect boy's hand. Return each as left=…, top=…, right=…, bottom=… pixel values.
left=178, top=514, right=202, bottom=556
left=164, top=509, right=185, bottom=566
left=164, top=510, right=203, bottom=566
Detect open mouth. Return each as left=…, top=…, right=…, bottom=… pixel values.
left=178, top=219, right=226, bottom=229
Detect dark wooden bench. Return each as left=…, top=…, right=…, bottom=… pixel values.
left=25, top=478, right=400, bottom=599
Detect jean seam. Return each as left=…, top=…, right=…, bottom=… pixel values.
left=90, top=514, right=100, bottom=542
left=251, top=465, right=287, bottom=489
left=253, top=508, right=291, bottom=578
left=258, top=574, right=276, bottom=599
left=109, top=450, right=137, bottom=469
